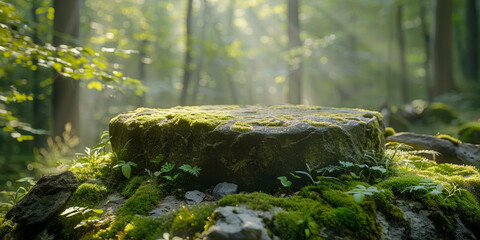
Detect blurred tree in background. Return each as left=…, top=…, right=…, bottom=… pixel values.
left=0, top=0, right=479, bottom=194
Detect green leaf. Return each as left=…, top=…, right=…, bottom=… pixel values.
left=179, top=164, right=201, bottom=176
left=151, top=154, right=164, bottom=163
left=353, top=193, right=365, bottom=203
left=277, top=176, right=292, bottom=187
left=161, top=163, right=175, bottom=173
left=87, top=81, right=103, bottom=91
left=92, top=209, right=104, bottom=214
left=350, top=172, right=360, bottom=179
left=121, top=164, right=131, bottom=179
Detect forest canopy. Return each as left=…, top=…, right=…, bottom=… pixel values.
left=0, top=0, right=479, bottom=199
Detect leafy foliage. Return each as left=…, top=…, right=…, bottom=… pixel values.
left=0, top=1, right=146, bottom=141
left=402, top=178, right=444, bottom=196
left=114, top=161, right=137, bottom=179
left=345, top=185, right=384, bottom=204
left=60, top=206, right=104, bottom=229
left=145, top=163, right=201, bottom=182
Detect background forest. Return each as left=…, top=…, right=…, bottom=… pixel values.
left=0, top=0, right=479, bottom=203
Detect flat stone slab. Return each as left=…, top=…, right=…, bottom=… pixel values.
left=109, top=105, right=384, bottom=190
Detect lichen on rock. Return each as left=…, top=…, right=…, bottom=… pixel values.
left=109, top=105, right=385, bottom=190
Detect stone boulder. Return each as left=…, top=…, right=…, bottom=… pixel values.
left=5, top=171, right=79, bottom=238
left=387, top=132, right=480, bottom=167
left=109, top=105, right=384, bottom=190
left=200, top=206, right=272, bottom=240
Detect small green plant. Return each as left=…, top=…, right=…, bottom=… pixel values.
left=0, top=217, right=14, bottom=235
left=345, top=185, right=384, bottom=204
left=114, top=161, right=138, bottom=179
left=294, top=164, right=320, bottom=185
left=277, top=176, right=292, bottom=187
left=0, top=177, right=35, bottom=214
left=151, top=154, right=164, bottom=163
left=145, top=163, right=201, bottom=182
left=178, top=164, right=201, bottom=177
left=60, top=206, right=104, bottom=229
left=444, top=182, right=462, bottom=199
left=402, top=178, right=443, bottom=196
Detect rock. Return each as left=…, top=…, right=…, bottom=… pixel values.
left=376, top=212, right=408, bottom=240
left=387, top=132, right=480, bottom=167
left=5, top=171, right=79, bottom=238
left=109, top=105, right=384, bottom=190
left=455, top=215, right=477, bottom=240
left=98, top=193, right=127, bottom=215
left=200, top=206, right=271, bottom=240
left=213, top=182, right=238, bottom=200
left=396, top=200, right=438, bottom=240
left=149, top=196, right=184, bottom=218
left=378, top=200, right=478, bottom=240
left=185, top=190, right=206, bottom=204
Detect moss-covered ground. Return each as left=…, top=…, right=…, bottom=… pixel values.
left=34, top=140, right=477, bottom=240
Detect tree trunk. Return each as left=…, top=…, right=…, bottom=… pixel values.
left=53, top=0, right=81, bottom=138
left=419, top=0, right=432, bottom=100
left=138, top=39, right=147, bottom=107
left=180, top=0, right=194, bottom=106
left=466, top=0, right=479, bottom=82
left=287, top=0, right=302, bottom=104
left=396, top=4, right=408, bottom=104
left=192, top=0, right=209, bottom=105
left=385, top=6, right=395, bottom=105
left=432, top=0, right=455, bottom=97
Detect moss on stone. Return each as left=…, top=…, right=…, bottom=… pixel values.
left=123, top=215, right=173, bottom=240
left=85, top=215, right=174, bottom=240
left=438, top=190, right=480, bottom=237
left=218, top=180, right=381, bottom=239
left=121, top=176, right=147, bottom=198
left=384, top=127, right=396, bottom=138
left=230, top=121, right=253, bottom=132
left=117, top=183, right=162, bottom=217
left=458, top=122, right=480, bottom=144
left=428, top=211, right=455, bottom=239
left=304, top=119, right=339, bottom=128
left=71, top=153, right=114, bottom=182
left=170, top=204, right=216, bottom=237
left=377, top=174, right=421, bottom=198
left=274, top=211, right=306, bottom=239
left=422, top=102, right=458, bottom=124
left=372, top=189, right=405, bottom=223
left=68, top=183, right=108, bottom=208
left=436, top=134, right=461, bottom=146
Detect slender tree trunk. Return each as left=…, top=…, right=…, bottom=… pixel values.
left=432, top=0, right=455, bottom=97
left=208, top=3, right=238, bottom=104
left=180, top=0, right=193, bottom=106
left=419, top=0, right=432, bottom=100
left=138, top=39, right=147, bottom=107
left=385, top=6, right=395, bottom=105
left=53, top=0, right=81, bottom=138
left=287, top=0, right=302, bottom=104
left=192, top=0, right=209, bottom=105
left=396, top=4, right=408, bottom=104
left=224, top=0, right=238, bottom=104
left=466, top=0, right=479, bottom=82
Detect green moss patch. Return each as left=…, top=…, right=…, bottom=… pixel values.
left=218, top=179, right=382, bottom=239
left=171, top=204, right=216, bottom=237
left=458, top=122, right=480, bottom=144
left=68, top=183, right=108, bottom=208
left=121, top=176, right=147, bottom=198
left=436, top=134, right=461, bottom=146
left=117, top=183, right=162, bottom=217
